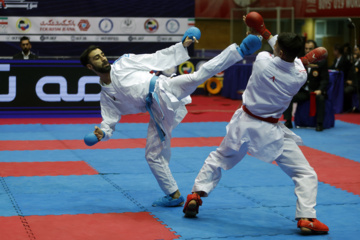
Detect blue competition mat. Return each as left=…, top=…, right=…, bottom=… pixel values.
left=1, top=120, right=360, bottom=239
left=0, top=122, right=228, bottom=140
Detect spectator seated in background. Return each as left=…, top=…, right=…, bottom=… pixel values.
left=343, top=42, right=353, bottom=62
left=13, top=36, right=38, bottom=60
left=344, top=45, right=360, bottom=112
left=283, top=40, right=329, bottom=131
left=329, top=43, right=351, bottom=81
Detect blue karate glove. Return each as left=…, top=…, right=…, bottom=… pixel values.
left=182, top=27, right=201, bottom=43
left=237, top=34, right=262, bottom=58
left=84, top=132, right=99, bottom=146
left=84, top=127, right=105, bottom=147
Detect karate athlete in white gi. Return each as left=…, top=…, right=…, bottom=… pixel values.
left=183, top=12, right=329, bottom=235
left=80, top=30, right=262, bottom=207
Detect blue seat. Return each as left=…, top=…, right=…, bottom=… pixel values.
left=294, top=99, right=335, bottom=129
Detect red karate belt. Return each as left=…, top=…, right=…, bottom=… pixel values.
left=242, top=105, right=279, bottom=123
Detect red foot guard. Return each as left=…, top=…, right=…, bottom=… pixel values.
left=183, top=193, right=202, bottom=218
left=297, top=218, right=329, bottom=234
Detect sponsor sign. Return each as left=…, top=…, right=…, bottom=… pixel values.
left=78, top=19, right=90, bottom=31
left=302, top=0, right=360, bottom=17
left=179, top=61, right=195, bottom=74
left=99, top=18, right=113, bottom=33
left=166, top=19, right=180, bottom=33
left=0, top=17, right=193, bottom=42
left=16, top=17, right=31, bottom=32
left=0, top=17, right=8, bottom=33
left=144, top=18, right=159, bottom=33
left=0, top=61, right=101, bottom=107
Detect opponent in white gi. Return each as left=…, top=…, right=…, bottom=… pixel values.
left=183, top=12, right=329, bottom=234
left=80, top=30, right=262, bottom=207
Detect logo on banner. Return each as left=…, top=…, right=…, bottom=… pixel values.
left=40, top=19, right=76, bottom=32
left=144, top=19, right=158, bottom=33
left=99, top=18, right=113, bottom=33
left=120, top=18, right=136, bottom=33
left=0, top=17, right=8, bottom=33
left=35, top=76, right=101, bottom=102
left=16, top=18, right=31, bottom=32
left=78, top=19, right=90, bottom=31
left=166, top=19, right=180, bottom=33
left=0, top=64, right=16, bottom=102
left=179, top=61, right=194, bottom=74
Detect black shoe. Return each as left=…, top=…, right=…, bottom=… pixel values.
left=316, top=123, right=323, bottom=132
left=352, top=107, right=360, bottom=113
left=284, top=120, right=293, bottom=129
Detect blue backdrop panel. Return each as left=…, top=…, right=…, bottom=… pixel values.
left=2, top=0, right=195, bottom=17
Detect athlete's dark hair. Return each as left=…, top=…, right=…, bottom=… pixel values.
left=80, top=45, right=100, bottom=67
left=305, top=39, right=318, bottom=49
left=277, top=32, right=303, bottom=61
left=333, top=43, right=344, bottom=55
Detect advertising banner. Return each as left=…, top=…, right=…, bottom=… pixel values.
left=301, top=0, right=360, bottom=18
left=0, top=0, right=195, bottom=56
left=0, top=57, right=217, bottom=117
left=0, top=16, right=194, bottom=42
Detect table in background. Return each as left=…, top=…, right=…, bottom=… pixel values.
left=327, top=70, right=344, bottom=114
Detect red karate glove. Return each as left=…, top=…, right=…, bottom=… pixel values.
left=300, top=47, right=328, bottom=66
left=245, top=12, right=271, bottom=40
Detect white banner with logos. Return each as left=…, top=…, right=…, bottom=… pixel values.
left=0, top=16, right=195, bottom=42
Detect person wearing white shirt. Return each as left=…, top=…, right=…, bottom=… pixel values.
left=80, top=33, right=261, bottom=207
left=183, top=12, right=329, bottom=235
left=12, top=36, right=38, bottom=60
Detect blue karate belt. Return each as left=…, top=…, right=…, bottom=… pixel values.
left=145, top=76, right=166, bottom=142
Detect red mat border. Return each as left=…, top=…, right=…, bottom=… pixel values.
left=0, top=212, right=180, bottom=240
left=0, top=161, right=98, bottom=177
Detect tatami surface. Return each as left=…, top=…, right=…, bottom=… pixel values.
left=1, top=96, right=359, bottom=240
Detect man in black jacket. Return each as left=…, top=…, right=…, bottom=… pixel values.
left=283, top=40, right=329, bottom=131
left=13, top=36, right=38, bottom=60
left=329, top=43, right=350, bottom=81
left=344, top=45, right=360, bottom=112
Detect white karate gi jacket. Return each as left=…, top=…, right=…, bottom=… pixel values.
left=99, top=42, right=191, bottom=141
left=223, top=36, right=307, bottom=163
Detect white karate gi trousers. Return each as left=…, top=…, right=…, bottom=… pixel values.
left=192, top=127, right=318, bottom=220
left=145, top=43, right=243, bottom=195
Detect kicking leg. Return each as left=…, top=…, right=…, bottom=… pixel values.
left=168, top=35, right=261, bottom=100
left=168, top=43, right=242, bottom=100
